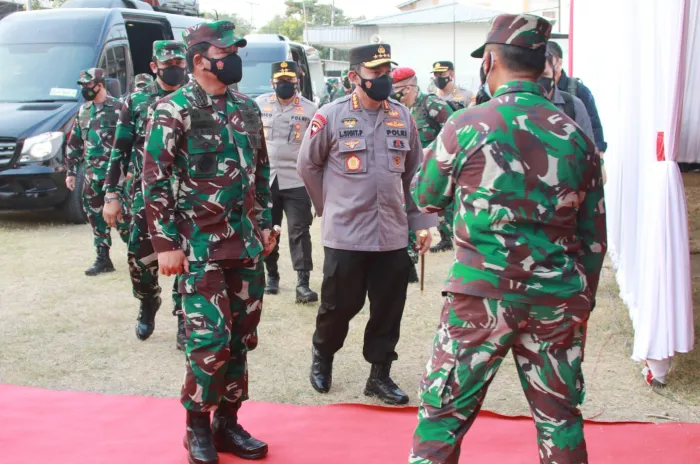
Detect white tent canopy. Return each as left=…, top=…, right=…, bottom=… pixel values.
left=573, top=0, right=695, bottom=372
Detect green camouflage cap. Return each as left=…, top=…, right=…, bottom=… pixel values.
left=153, top=40, right=186, bottom=62
left=77, top=68, right=105, bottom=86
left=134, top=73, right=154, bottom=89
left=341, top=69, right=349, bottom=79
left=471, top=14, right=552, bottom=58
left=182, top=20, right=247, bottom=49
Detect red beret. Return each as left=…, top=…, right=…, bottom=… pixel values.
left=392, top=66, right=416, bottom=83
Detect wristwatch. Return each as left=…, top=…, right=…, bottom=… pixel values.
left=104, top=195, right=119, bottom=204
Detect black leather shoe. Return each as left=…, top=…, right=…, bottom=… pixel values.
left=212, top=413, right=268, bottom=460
left=295, top=271, right=318, bottom=303
left=135, top=297, right=161, bottom=341
left=265, top=273, right=280, bottom=295
left=364, top=363, right=409, bottom=405
left=408, top=265, right=419, bottom=284
left=183, top=411, right=219, bottom=464
left=310, top=348, right=333, bottom=393
left=430, top=238, right=454, bottom=253
left=176, top=311, right=187, bottom=351
left=85, top=246, right=115, bottom=276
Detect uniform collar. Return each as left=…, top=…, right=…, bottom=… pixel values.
left=557, top=70, right=570, bottom=91
left=190, top=79, right=239, bottom=108
left=492, top=80, right=546, bottom=99
left=269, top=92, right=300, bottom=107
left=350, top=92, right=395, bottom=114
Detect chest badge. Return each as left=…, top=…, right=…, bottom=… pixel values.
left=294, top=106, right=305, bottom=114
left=393, top=156, right=402, bottom=168
left=387, top=109, right=400, bottom=117
left=392, top=139, right=406, bottom=149
left=386, top=120, right=405, bottom=128
left=344, top=140, right=361, bottom=149
left=343, top=117, right=357, bottom=127
left=346, top=154, right=361, bottom=171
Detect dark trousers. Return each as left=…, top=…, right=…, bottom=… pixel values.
left=264, top=178, right=314, bottom=275
left=313, top=247, right=412, bottom=364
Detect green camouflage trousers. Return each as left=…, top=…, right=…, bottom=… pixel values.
left=127, top=185, right=162, bottom=301
left=83, top=176, right=129, bottom=249
left=436, top=200, right=455, bottom=243
left=179, top=259, right=264, bottom=412
left=408, top=230, right=419, bottom=264
left=410, top=293, right=589, bottom=464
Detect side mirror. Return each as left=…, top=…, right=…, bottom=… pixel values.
left=105, top=78, right=122, bottom=98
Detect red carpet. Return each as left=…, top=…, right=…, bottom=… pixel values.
left=1, top=385, right=699, bottom=463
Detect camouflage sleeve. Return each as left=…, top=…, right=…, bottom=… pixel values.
left=105, top=96, right=136, bottom=194
left=405, top=116, right=437, bottom=231
left=577, top=148, right=607, bottom=301
left=252, top=102, right=272, bottom=230
left=142, top=101, right=184, bottom=253
left=411, top=113, right=481, bottom=212
left=65, top=116, right=83, bottom=176
left=427, top=96, right=454, bottom=126
left=297, top=109, right=331, bottom=216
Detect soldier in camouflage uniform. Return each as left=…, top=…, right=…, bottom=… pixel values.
left=65, top=68, right=129, bottom=276
left=391, top=66, right=454, bottom=282
left=103, top=41, right=189, bottom=347
left=133, top=73, right=154, bottom=92
left=319, top=77, right=339, bottom=107
left=142, top=21, right=274, bottom=464
left=409, top=14, right=606, bottom=464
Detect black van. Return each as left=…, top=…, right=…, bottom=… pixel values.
left=0, top=7, right=207, bottom=222
left=238, top=34, right=315, bottom=102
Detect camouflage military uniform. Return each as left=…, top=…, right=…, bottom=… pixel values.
left=66, top=68, right=129, bottom=251
left=106, top=42, right=186, bottom=307
left=143, top=74, right=271, bottom=412
left=133, top=73, right=154, bottom=92
left=409, top=15, right=606, bottom=464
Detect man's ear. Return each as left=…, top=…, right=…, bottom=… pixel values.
left=150, top=62, right=158, bottom=74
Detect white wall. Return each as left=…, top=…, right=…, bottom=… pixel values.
left=379, top=23, right=491, bottom=92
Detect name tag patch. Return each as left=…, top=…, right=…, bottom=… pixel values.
left=339, top=129, right=364, bottom=138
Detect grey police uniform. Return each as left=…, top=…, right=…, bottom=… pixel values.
left=436, top=86, right=473, bottom=107
left=255, top=91, right=317, bottom=274
left=297, top=90, right=436, bottom=364
left=551, top=86, right=595, bottom=141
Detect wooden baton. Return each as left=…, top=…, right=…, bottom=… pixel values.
left=419, top=230, right=428, bottom=295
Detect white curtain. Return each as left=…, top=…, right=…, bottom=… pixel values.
left=574, top=0, right=695, bottom=364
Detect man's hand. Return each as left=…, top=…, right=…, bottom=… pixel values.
left=158, top=249, right=188, bottom=276
left=65, top=175, right=76, bottom=191
left=262, top=229, right=277, bottom=257
left=416, top=229, right=433, bottom=256
left=103, top=196, right=122, bottom=227
left=126, top=172, right=133, bottom=180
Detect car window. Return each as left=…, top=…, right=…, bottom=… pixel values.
left=99, top=45, right=128, bottom=96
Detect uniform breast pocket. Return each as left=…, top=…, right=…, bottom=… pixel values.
left=186, top=134, right=223, bottom=179
left=262, top=118, right=273, bottom=141
left=387, top=138, right=410, bottom=173
left=339, top=138, right=368, bottom=175
left=287, top=121, right=307, bottom=144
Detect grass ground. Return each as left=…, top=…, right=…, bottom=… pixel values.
left=0, top=204, right=698, bottom=423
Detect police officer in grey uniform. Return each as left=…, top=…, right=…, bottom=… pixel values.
left=256, top=61, right=319, bottom=304
left=432, top=60, right=473, bottom=108
left=297, top=43, right=436, bottom=405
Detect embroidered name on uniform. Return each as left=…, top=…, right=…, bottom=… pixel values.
left=386, top=129, right=408, bottom=137
left=339, top=129, right=363, bottom=138
left=291, top=115, right=310, bottom=122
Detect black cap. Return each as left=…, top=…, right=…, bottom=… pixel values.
left=272, top=61, right=298, bottom=79
left=349, top=44, right=397, bottom=68
left=431, top=61, right=454, bottom=73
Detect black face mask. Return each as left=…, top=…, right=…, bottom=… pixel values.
left=204, top=53, right=243, bottom=86
left=435, top=76, right=451, bottom=90
left=360, top=74, right=393, bottom=102
left=158, top=66, right=186, bottom=87
left=477, top=61, right=492, bottom=104
left=275, top=81, right=296, bottom=100
left=537, top=77, right=555, bottom=97
left=342, top=77, right=351, bottom=90
left=81, top=85, right=98, bottom=101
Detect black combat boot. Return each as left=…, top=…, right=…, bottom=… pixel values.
left=430, top=229, right=454, bottom=253
left=176, top=312, right=187, bottom=351
left=309, top=347, right=333, bottom=393
left=295, top=271, right=318, bottom=303
left=183, top=411, right=219, bottom=464
left=364, top=363, right=409, bottom=405
left=212, top=405, right=268, bottom=460
left=408, top=265, right=419, bottom=284
left=85, top=245, right=115, bottom=276
left=264, top=273, right=280, bottom=295
left=135, top=296, right=161, bottom=341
